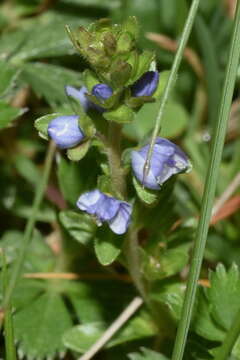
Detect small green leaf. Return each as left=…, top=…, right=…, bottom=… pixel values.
left=14, top=292, right=72, bottom=360
left=34, top=113, right=60, bottom=140
left=59, top=210, right=96, bottom=246
left=0, top=101, right=24, bottom=130
left=133, top=177, right=158, bottom=205
left=63, top=314, right=156, bottom=353
left=104, top=105, right=135, bottom=123
left=94, top=228, right=122, bottom=265
left=67, top=140, right=91, bottom=161
left=128, top=347, right=169, bottom=360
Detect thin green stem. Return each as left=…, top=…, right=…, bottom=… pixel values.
left=143, top=0, right=201, bottom=180
left=214, top=307, right=240, bottom=360
left=171, top=1, right=240, bottom=359
left=2, top=141, right=56, bottom=310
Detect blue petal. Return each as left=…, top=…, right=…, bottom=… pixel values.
left=96, top=194, right=120, bottom=222
left=109, top=202, right=132, bottom=234
left=65, top=86, right=91, bottom=112
left=131, top=71, right=159, bottom=97
left=77, top=189, right=104, bottom=216
left=131, top=137, right=190, bottom=189
left=48, top=115, right=84, bottom=149
left=131, top=150, right=160, bottom=190
left=92, top=84, right=113, bottom=102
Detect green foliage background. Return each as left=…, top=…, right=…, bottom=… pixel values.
left=0, top=0, right=240, bottom=359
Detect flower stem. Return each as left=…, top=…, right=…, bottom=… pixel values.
left=143, top=0, right=201, bottom=181
left=2, top=141, right=56, bottom=310
left=171, top=1, right=240, bottom=359
left=107, top=121, right=126, bottom=198
left=124, top=228, right=148, bottom=302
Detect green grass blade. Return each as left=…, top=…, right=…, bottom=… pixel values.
left=171, top=1, right=240, bottom=359
left=143, top=0, right=201, bottom=180
left=1, top=251, right=17, bottom=360
left=2, top=141, right=56, bottom=311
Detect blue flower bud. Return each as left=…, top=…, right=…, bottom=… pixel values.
left=65, top=86, right=92, bottom=112
left=131, top=71, right=159, bottom=97
left=77, top=189, right=132, bottom=235
left=48, top=115, right=85, bottom=149
left=131, top=137, right=190, bottom=190
left=92, top=84, right=113, bottom=102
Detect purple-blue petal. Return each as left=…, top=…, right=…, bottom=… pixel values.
left=92, top=84, right=113, bottom=102
left=48, top=115, right=84, bottom=149
left=131, top=137, right=190, bottom=190
left=131, top=71, right=159, bottom=97
left=65, top=86, right=91, bottom=112
left=109, top=202, right=132, bottom=234
left=76, top=190, right=132, bottom=234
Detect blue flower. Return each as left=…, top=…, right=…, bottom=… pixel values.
left=131, top=137, right=190, bottom=190
left=131, top=71, right=159, bottom=97
left=48, top=115, right=85, bottom=149
left=77, top=189, right=132, bottom=235
left=65, top=86, right=92, bottom=112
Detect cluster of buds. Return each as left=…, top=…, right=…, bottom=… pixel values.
left=37, top=17, right=191, bottom=235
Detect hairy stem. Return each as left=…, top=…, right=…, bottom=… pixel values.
left=107, top=122, right=126, bottom=198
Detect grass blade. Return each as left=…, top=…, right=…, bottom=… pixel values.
left=171, top=1, right=240, bottom=359
left=143, top=0, right=201, bottom=180
left=2, top=141, right=56, bottom=312
left=1, top=251, right=17, bottom=360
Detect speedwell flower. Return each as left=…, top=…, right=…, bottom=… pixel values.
left=131, top=137, right=190, bottom=190
left=77, top=189, right=132, bottom=235
left=48, top=115, right=85, bottom=149
left=131, top=71, right=159, bottom=97
left=91, top=84, right=113, bottom=102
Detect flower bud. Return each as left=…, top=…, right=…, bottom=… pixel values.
left=131, top=71, right=159, bottom=97
left=131, top=137, right=190, bottom=190
left=77, top=189, right=132, bottom=234
left=65, top=86, right=92, bottom=112
left=92, top=84, right=113, bottom=102
left=48, top=115, right=84, bottom=149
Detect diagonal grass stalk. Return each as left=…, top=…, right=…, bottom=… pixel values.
left=171, top=1, right=240, bottom=359
left=1, top=251, right=17, bottom=360
left=143, top=0, right=201, bottom=180
left=2, top=141, right=56, bottom=312
left=214, top=306, right=240, bottom=360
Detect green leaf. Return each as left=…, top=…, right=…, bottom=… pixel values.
left=0, top=101, right=24, bottom=130
left=208, top=263, right=240, bottom=330
left=141, top=243, right=190, bottom=281
left=34, top=113, right=60, bottom=140
left=132, top=177, right=158, bottom=205
left=128, top=347, right=169, bottom=360
left=0, top=61, right=19, bottom=96
left=67, top=140, right=91, bottom=161
left=63, top=313, right=156, bottom=353
left=104, top=105, right=135, bottom=123
left=123, top=100, right=188, bottom=141
left=0, top=229, right=55, bottom=272
left=94, top=228, right=122, bottom=265
left=14, top=292, right=72, bottom=360
left=59, top=210, right=96, bottom=246
left=21, top=62, right=82, bottom=106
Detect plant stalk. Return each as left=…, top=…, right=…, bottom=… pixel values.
left=171, top=1, right=240, bottom=359
left=2, top=141, right=56, bottom=311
